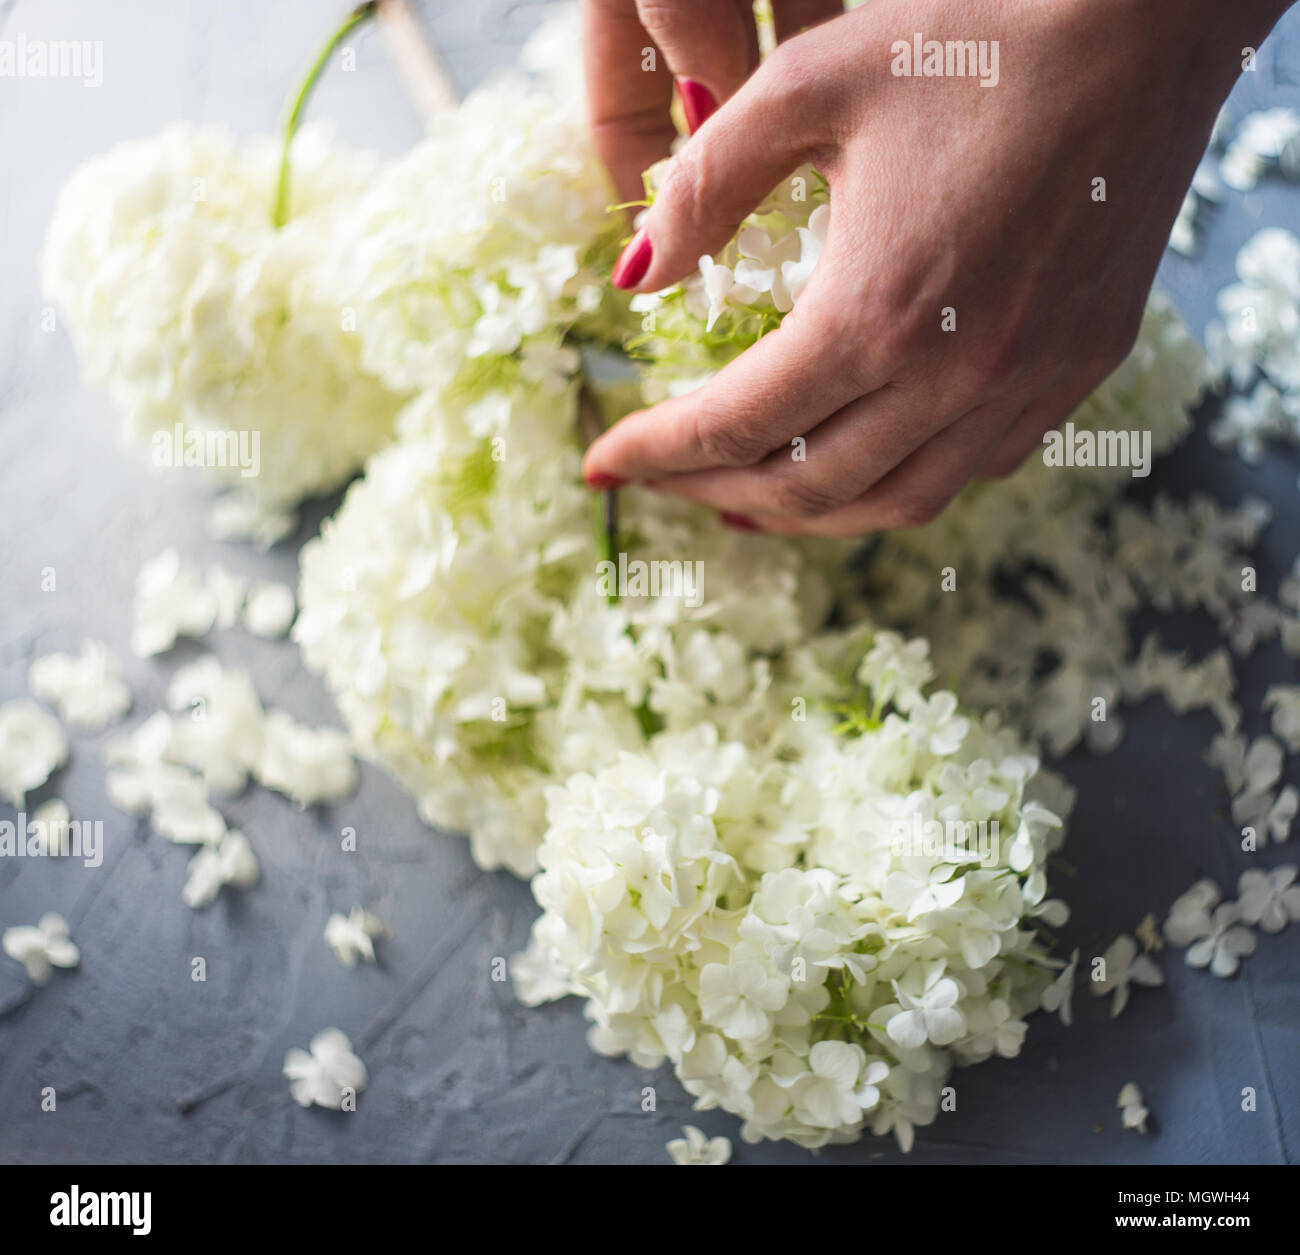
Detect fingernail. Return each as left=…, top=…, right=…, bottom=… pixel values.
left=611, top=227, right=652, bottom=290
left=720, top=512, right=760, bottom=532
left=676, top=77, right=718, bottom=135
left=585, top=472, right=627, bottom=491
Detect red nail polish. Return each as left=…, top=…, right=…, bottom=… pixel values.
left=721, top=512, right=760, bottom=532
left=676, top=77, right=718, bottom=135
left=611, top=227, right=652, bottom=290
left=586, top=472, right=627, bottom=491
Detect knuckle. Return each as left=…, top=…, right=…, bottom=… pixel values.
left=694, top=413, right=769, bottom=468
left=769, top=469, right=845, bottom=519
left=659, top=142, right=712, bottom=233
left=878, top=489, right=951, bottom=530
left=759, top=40, right=822, bottom=114
left=634, top=0, right=696, bottom=48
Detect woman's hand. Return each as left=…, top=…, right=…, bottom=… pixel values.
left=582, top=0, right=1291, bottom=535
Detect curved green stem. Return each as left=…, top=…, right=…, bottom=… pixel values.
left=273, top=1, right=378, bottom=228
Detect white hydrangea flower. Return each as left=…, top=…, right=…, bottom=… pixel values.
left=517, top=651, right=1066, bottom=1149
left=666, top=1124, right=732, bottom=1165
left=1163, top=878, right=1222, bottom=947
left=27, top=799, right=73, bottom=857
left=205, top=565, right=248, bottom=629
left=28, top=640, right=132, bottom=732
left=324, top=907, right=387, bottom=967
left=182, top=830, right=259, bottom=909
left=1183, top=903, right=1256, bottom=978
left=1235, top=865, right=1300, bottom=934
left=1090, top=934, right=1163, bottom=1018
left=283, top=1028, right=367, bottom=1110
left=42, top=123, right=406, bottom=513
left=296, top=384, right=846, bottom=875
left=1219, top=108, right=1300, bottom=191
left=165, top=657, right=264, bottom=795
left=2, top=912, right=79, bottom=986
left=208, top=495, right=298, bottom=550
left=0, top=698, right=69, bottom=806
left=242, top=581, right=296, bottom=638
left=254, top=710, right=357, bottom=807
left=338, top=71, right=626, bottom=399
left=1040, top=948, right=1078, bottom=1026
left=131, top=550, right=217, bottom=657
left=103, top=712, right=226, bottom=843
left=1206, top=229, right=1300, bottom=396
left=1118, top=1082, right=1149, bottom=1134
left=1263, top=685, right=1300, bottom=752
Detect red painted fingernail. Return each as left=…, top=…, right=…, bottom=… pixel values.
left=721, top=512, right=760, bottom=532
left=585, top=472, right=627, bottom=491
left=611, top=227, right=652, bottom=290
left=676, top=77, right=718, bottom=135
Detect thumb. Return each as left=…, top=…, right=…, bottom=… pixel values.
left=611, top=41, right=835, bottom=293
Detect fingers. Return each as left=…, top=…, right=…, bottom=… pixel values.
left=771, top=0, right=845, bottom=44
left=583, top=0, right=676, bottom=203
left=644, top=380, right=947, bottom=519
left=634, top=0, right=758, bottom=106
left=613, top=30, right=842, bottom=293
left=584, top=270, right=874, bottom=484
left=722, top=400, right=1024, bottom=537
left=977, top=373, right=1105, bottom=479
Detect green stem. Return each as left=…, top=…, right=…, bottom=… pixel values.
left=273, top=1, right=378, bottom=228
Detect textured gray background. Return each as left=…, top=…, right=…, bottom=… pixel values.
left=0, top=0, right=1297, bottom=1165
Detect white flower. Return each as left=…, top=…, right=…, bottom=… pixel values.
left=28, top=640, right=131, bottom=732
left=1163, top=878, right=1222, bottom=947
left=43, top=123, right=405, bottom=514
left=780, top=203, right=830, bottom=307
left=1040, top=949, right=1078, bottom=1026
left=206, top=565, right=248, bottom=628
left=0, top=699, right=68, bottom=806
left=27, top=799, right=73, bottom=857
left=325, top=907, right=388, bottom=967
left=699, top=960, right=788, bottom=1041
left=1235, top=865, right=1300, bottom=934
left=131, top=550, right=217, bottom=657
left=208, top=495, right=297, bottom=550
left=1090, top=934, right=1163, bottom=1017
left=886, top=968, right=966, bottom=1048
left=2, top=912, right=79, bottom=986
left=165, top=657, right=264, bottom=795
left=1264, top=686, right=1300, bottom=752
left=242, top=581, right=296, bottom=638
left=255, top=710, right=357, bottom=807
left=697, top=256, right=758, bottom=331
left=1118, top=1082, right=1149, bottom=1133
left=283, top=1028, right=368, bottom=1109
left=182, top=830, right=259, bottom=909
left=1184, top=903, right=1256, bottom=978
left=666, top=1125, right=732, bottom=1165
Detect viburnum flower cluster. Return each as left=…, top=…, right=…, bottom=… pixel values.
left=514, top=628, right=1070, bottom=1148
left=295, top=378, right=846, bottom=876
left=41, top=123, right=406, bottom=518
left=338, top=73, right=630, bottom=404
